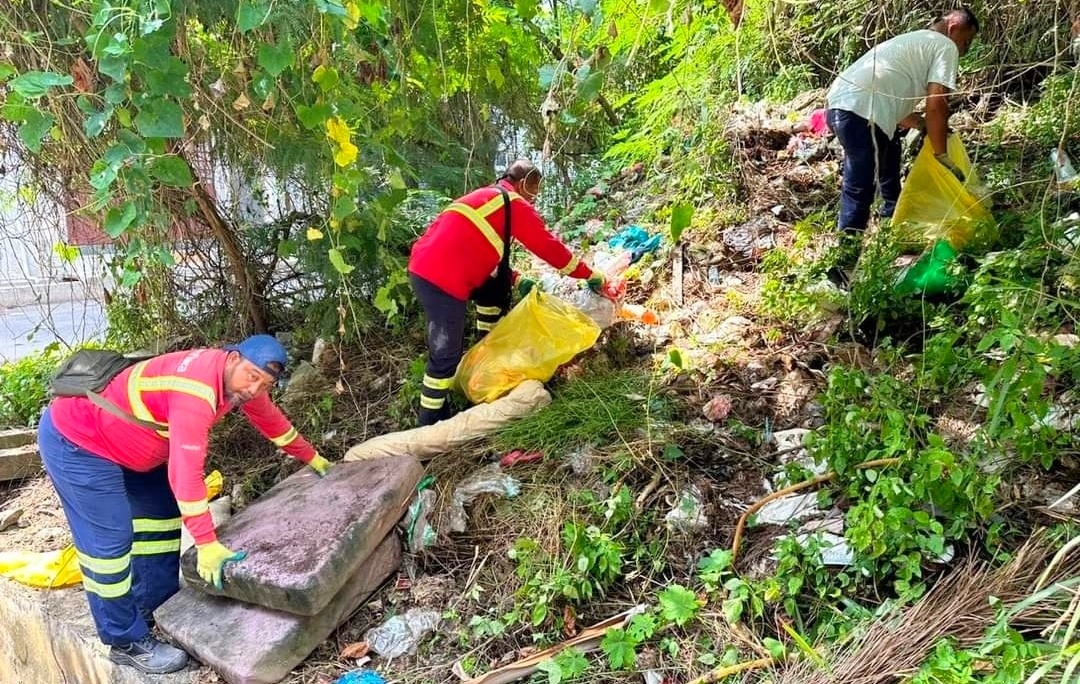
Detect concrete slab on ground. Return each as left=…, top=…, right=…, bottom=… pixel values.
left=180, top=455, right=422, bottom=615
left=0, top=428, right=36, bottom=449
left=0, top=444, right=42, bottom=482
left=0, top=578, right=197, bottom=684
left=159, top=534, right=400, bottom=684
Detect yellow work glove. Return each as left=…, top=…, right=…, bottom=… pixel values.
left=195, top=540, right=247, bottom=590
left=308, top=453, right=332, bottom=478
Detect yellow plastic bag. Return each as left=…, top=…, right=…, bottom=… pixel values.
left=892, top=133, right=995, bottom=252
left=0, top=545, right=81, bottom=588
left=0, top=470, right=224, bottom=589
left=457, top=289, right=602, bottom=403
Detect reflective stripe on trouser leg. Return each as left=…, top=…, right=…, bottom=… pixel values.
left=410, top=272, right=467, bottom=426
left=125, top=464, right=182, bottom=614
left=37, top=407, right=148, bottom=646
left=475, top=304, right=502, bottom=333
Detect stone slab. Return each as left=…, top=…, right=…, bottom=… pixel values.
left=180, top=455, right=422, bottom=615
left=159, top=534, right=400, bottom=684
left=0, top=578, right=197, bottom=684
left=0, top=444, right=42, bottom=482
left=0, top=428, right=36, bottom=450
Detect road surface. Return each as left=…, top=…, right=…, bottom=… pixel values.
left=0, top=299, right=106, bottom=363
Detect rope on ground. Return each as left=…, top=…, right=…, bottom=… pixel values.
left=731, top=457, right=901, bottom=563
left=687, top=656, right=776, bottom=684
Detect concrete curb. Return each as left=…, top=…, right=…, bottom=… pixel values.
left=0, top=579, right=197, bottom=683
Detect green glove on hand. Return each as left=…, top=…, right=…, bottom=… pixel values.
left=196, top=540, right=247, bottom=590
left=934, top=153, right=967, bottom=183
left=308, top=453, right=332, bottom=478
left=586, top=272, right=606, bottom=294
left=516, top=277, right=537, bottom=298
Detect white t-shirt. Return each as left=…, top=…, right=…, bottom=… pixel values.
left=827, top=30, right=959, bottom=138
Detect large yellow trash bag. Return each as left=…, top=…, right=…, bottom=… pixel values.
left=0, top=470, right=224, bottom=590
left=892, top=133, right=995, bottom=252
left=457, top=289, right=602, bottom=404
left=0, top=545, right=81, bottom=588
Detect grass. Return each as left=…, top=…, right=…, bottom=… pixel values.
left=491, top=370, right=671, bottom=456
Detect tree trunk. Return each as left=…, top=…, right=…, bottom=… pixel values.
left=189, top=180, right=268, bottom=334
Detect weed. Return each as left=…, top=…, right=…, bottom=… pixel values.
left=493, top=371, right=669, bottom=455
left=0, top=346, right=63, bottom=427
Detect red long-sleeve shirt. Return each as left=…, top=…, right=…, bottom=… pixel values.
left=408, top=179, right=595, bottom=300
left=50, top=348, right=316, bottom=545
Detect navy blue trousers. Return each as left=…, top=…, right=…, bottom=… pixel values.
left=410, top=272, right=506, bottom=425
left=38, top=407, right=182, bottom=646
left=826, top=108, right=903, bottom=233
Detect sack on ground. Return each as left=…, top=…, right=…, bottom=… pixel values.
left=456, top=289, right=601, bottom=403
left=892, top=133, right=995, bottom=252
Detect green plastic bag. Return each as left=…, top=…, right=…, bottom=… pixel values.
left=892, top=133, right=995, bottom=252
left=894, top=239, right=960, bottom=296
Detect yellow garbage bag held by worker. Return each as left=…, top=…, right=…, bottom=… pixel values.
left=457, top=289, right=601, bottom=404
left=892, top=133, right=995, bottom=252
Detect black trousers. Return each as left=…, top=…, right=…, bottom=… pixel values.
left=410, top=272, right=506, bottom=426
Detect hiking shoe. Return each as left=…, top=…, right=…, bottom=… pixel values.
left=108, top=635, right=189, bottom=674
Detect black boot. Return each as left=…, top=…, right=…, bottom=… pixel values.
left=109, top=635, right=189, bottom=674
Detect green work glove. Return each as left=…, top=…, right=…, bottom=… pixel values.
left=516, top=277, right=537, bottom=298
left=308, top=453, right=332, bottom=478
left=196, top=540, right=247, bottom=590
left=934, top=153, right=967, bottom=183
left=586, top=271, right=606, bottom=294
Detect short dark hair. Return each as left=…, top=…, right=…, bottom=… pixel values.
left=502, top=158, right=542, bottom=184
left=940, top=7, right=979, bottom=32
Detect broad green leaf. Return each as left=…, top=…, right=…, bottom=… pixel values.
left=373, top=281, right=399, bottom=318
left=576, top=71, right=603, bottom=102
left=535, top=659, right=562, bottom=684
left=147, top=155, right=194, bottom=187
left=314, top=0, right=349, bottom=17
left=515, top=0, right=540, bottom=20
left=237, top=1, right=270, bottom=32
left=84, top=109, right=112, bottom=138
left=121, top=267, right=143, bottom=288
left=98, top=55, right=128, bottom=82
left=577, top=0, right=598, bottom=15
left=104, top=201, right=138, bottom=238
left=659, top=584, right=701, bottom=626
left=140, top=56, right=191, bottom=98
left=53, top=242, right=80, bottom=263
left=9, top=71, right=73, bottom=98
left=387, top=168, right=407, bottom=190
left=312, top=65, right=340, bottom=91
left=328, top=247, right=355, bottom=274
left=600, top=628, right=636, bottom=669
left=332, top=195, right=357, bottom=221
left=485, top=61, right=505, bottom=89
left=257, top=40, right=294, bottom=77
left=670, top=202, right=693, bottom=242
left=296, top=103, right=331, bottom=130
left=134, top=99, right=183, bottom=138
left=19, top=110, right=54, bottom=153
left=0, top=64, right=16, bottom=81
left=538, top=63, right=558, bottom=89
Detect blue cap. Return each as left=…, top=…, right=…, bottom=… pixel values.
left=225, top=334, right=288, bottom=379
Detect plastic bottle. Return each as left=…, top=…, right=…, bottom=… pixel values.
left=1050, top=148, right=1078, bottom=183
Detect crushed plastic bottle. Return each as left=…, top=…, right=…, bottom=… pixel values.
left=364, top=608, right=442, bottom=658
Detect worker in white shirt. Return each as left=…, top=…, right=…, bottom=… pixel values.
left=825, top=8, right=979, bottom=235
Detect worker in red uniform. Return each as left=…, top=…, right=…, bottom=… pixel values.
left=36, top=335, right=331, bottom=674
left=408, top=159, right=605, bottom=426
